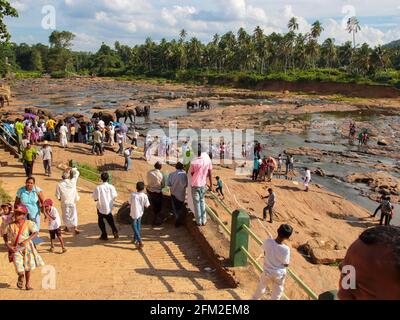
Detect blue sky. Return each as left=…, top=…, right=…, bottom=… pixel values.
left=6, top=0, right=400, bottom=51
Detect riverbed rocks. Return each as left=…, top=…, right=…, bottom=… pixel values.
left=377, top=139, right=388, bottom=146
left=298, top=238, right=347, bottom=265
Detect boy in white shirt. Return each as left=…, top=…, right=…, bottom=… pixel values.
left=252, top=224, right=293, bottom=300
left=43, top=199, right=67, bottom=253
left=128, top=182, right=150, bottom=249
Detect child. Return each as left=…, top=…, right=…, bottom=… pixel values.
left=128, top=182, right=150, bottom=249
left=215, top=176, right=224, bottom=198
left=252, top=224, right=293, bottom=300
left=1, top=203, right=13, bottom=236
left=43, top=199, right=67, bottom=253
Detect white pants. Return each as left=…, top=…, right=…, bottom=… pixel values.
left=62, top=203, right=78, bottom=228
left=60, top=136, right=68, bottom=147
left=252, top=272, right=286, bottom=300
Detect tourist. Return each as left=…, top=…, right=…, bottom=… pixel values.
left=262, top=188, right=276, bottom=223
left=131, top=129, right=139, bottom=147
left=69, top=123, right=76, bottom=143
left=266, top=157, right=276, bottom=182
left=15, top=119, right=24, bottom=151
left=21, top=142, right=37, bottom=177
left=55, top=167, right=81, bottom=234
left=146, top=162, right=165, bottom=226
left=80, top=122, right=88, bottom=144
left=0, top=203, right=13, bottom=236
left=252, top=224, right=293, bottom=300
left=189, top=145, right=213, bottom=226
left=46, top=117, right=56, bottom=141
left=59, top=122, right=68, bottom=149
left=116, top=130, right=124, bottom=155
left=108, top=123, right=115, bottom=146
left=277, top=154, right=283, bottom=175
left=43, top=199, right=67, bottom=253
left=167, top=162, right=188, bottom=227
left=2, top=204, right=45, bottom=290
left=259, top=157, right=268, bottom=181
left=284, top=152, right=290, bottom=178
left=338, top=226, right=400, bottom=300
left=220, top=142, right=225, bottom=163
left=15, top=177, right=44, bottom=244
left=128, top=181, right=150, bottom=249
left=303, top=168, right=311, bottom=192
left=215, top=176, right=224, bottom=198
left=124, top=146, right=134, bottom=171
left=93, top=127, right=104, bottom=156
left=92, top=172, right=119, bottom=240
left=39, top=140, right=52, bottom=177
left=374, top=196, right=394, bottom=226
left=252, top=156, right=261, bottom=181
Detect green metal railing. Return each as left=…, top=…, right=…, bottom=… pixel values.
left=207, top=191, right=319, bottom=300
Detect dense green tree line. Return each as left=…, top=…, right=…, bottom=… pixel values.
left=1, top=6, right=400, bottom=85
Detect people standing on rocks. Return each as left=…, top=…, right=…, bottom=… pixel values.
left=252, top=224, right=293, bottom=300
left=129, top=181, right=150, bottom=249
left=39, top=141, right=52, bottom=177
left=15, top=177, right=44, bottom=245
left=55, top=167, right=81, bottom=235
left=262, top=188, right=276, bottom=223
left=338, top=226, right=400, bottom=300
left=43, top=199, right=67, bottom=253
left=146, top=162, right=165, bottom=226
left=59, top=122, right=68, bottom=149
left=2, top=204, right=45, bottom=291
left=167, top=162, right=188, bottom=227
left=303, top=168, right=311, bottom=192
left=349, top=121, right=356, bottom=141
left=92, top=172, right=119, bottom=241
left=189, top=145, right=213, bottom=226
left=21, top=142, right=37, bottom=177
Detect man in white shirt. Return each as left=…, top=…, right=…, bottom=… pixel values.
left=128, top=181, right=150, bottom=249
left=92, top=172, right=119, bottom=240
left=55, top=167, right=81, bottom=234
left=124, top=146, right=134, bottom=171
left=146, top=162, right=165, bottom=226
left=40, top=141, right=53, bottom=177
left=252, top=224, right=293, bottom=300
left=303, top=167, right=311, bottom=192
left=59, top=123, right=68, bottom=148
left=131, top=130, right=139, bottom=147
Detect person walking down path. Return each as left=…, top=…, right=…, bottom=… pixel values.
left=55, top=167, right=81, bottom=235
left=59, top=123, right=68, bottom=149
left=93, top=127, right=104, bottom=156
left=146, top=162, right=165, bottom=226
left=215, top=176, right=224, bottom=198
left=128, top=182, right=150, bottom=249
left=252, top=157, right=261, bottom=181
left=167, top=162, right=188, bottom=227
left=252, top=224, right=293, bottom=300
left=262, top=188, right=276, bottom=223
left=15, top=177, right=44, bottom=244
left=39, top=141, right=53, bottom=177
left=2, top=205, right=45, bottom=291
left=124, top=146, right=134, bottom=171
left=92, top=172, right=119, bottom=241
left=189, top=146, right=213, bottom=226
left=43, top=199, right=67, bottom=254
left=22, top=143, right=37, bottom=177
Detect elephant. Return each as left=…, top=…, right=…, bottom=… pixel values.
left=0, top=95, right=9, bottom=108
left=92, top=112, right=115, bottom=125
left=135, top=105, right=150, bottom=117
left=115, top=108, right=136, bottom=123
left=187, top=101, right=198, bottom=110
left=198, top=100, right=211, bottom=110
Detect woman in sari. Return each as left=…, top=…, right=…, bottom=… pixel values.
left=15, top=177, right=44, bottom=244
left=3, top=205, right=45, bottom=290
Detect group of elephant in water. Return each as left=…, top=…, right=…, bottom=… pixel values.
left=187, top=99, right=211, bottom=110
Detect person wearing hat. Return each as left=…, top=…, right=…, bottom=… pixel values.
left=2, top=204, right=45, bottom=290
left=39, top=140, right=53, bottom=177
left=21, top=142, right=38, bottom=177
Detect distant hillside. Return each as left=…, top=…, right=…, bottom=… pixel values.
left=384, top=39, right=400, bottom=49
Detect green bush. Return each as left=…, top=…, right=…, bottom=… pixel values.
left=50, top=71, right=75, bottom=79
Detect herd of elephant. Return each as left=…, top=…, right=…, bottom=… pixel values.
left=93, top=105, right=151, bottom=124
left=187, top=99, right=211, bottom=110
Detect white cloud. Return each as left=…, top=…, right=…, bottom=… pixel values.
left=161, top=6, right=197, bottom=27
left=11, top=1, right=27, bottom=12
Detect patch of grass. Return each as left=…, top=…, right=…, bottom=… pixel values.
left=0, top=182, right=12, bottom=204
left=76, top=163, right=100, bottom=183
left=14, top=71, right=43, bottom=79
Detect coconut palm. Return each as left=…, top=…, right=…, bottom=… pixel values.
left=347, top=17, right=361, bottom=49
left=311, top=21, right=324, bottom=39
left=288, top=17, right=299, bottom=33
left=321, top=38, right=337, bottom=68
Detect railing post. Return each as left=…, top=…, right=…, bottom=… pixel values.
left=229, top=209, right=250, bottom=267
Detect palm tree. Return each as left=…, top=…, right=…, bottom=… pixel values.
left=311, top=21, right=324, bottom=39
left=347, top=17, right=361, bottom=49
left=288, top=17, right=299, bottom=33
left=321, top=38, right=337, bottom=68
left=253, top=26, right=269, bottom=73
left=305, top=38, right=319, bottom=69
